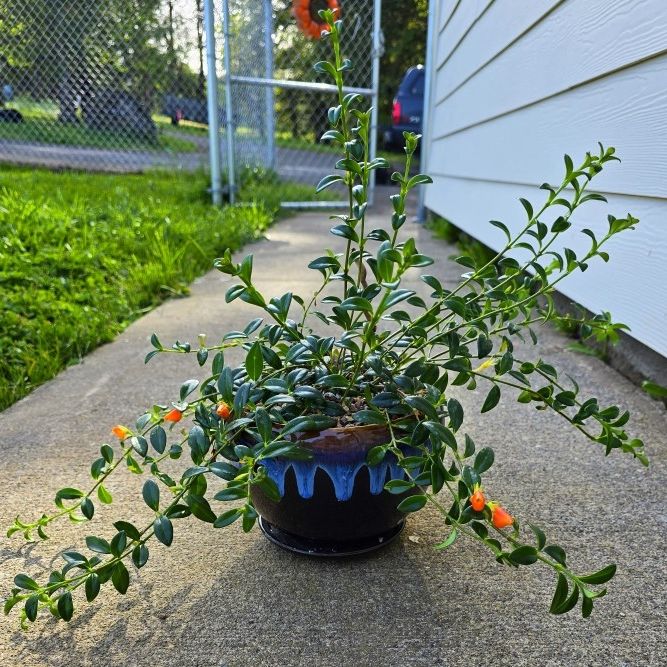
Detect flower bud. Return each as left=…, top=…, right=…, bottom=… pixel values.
left=164, top=408, right=183, bottom=423
left=491, top=504, right=514, bottom=529
left=470, top=488, right=486, bottom=512
left=216, top=402, right=231, bottom=420
left=112, top=425, right=131, bottom=440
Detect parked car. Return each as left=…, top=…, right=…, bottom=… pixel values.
left=82, top=90, right=157, bottom=142
left=163, top=94, right=208, bottom=125
left=384, top=65, right=424, bottom=149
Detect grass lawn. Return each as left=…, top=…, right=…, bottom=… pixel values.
left=0, top=166, right=320, bottom=410
left=2, top=98, right=197, bottom=153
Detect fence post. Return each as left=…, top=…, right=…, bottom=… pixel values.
left=221, top=0, right=237, bottom=204
left=368, top=0, right=382, bottom=207
left=264, top=0, right=275, bottom=170
left=204, top=0, right=223, bottom=206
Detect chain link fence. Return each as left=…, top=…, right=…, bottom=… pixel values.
left=0, top=1, right=215, bottom=172
left=0, top=0, right=381, bottom=204
left=222, top=0, right=380, bottom=204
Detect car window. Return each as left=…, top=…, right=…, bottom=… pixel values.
left=411, top=72, right=424, bottom=96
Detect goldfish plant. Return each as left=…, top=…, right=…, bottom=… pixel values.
left=5, top=10, right=646, bottom=627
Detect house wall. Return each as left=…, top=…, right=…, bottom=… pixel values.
left=423, top=0, right=667, bottom=357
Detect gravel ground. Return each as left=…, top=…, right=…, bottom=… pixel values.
left=0, top=188, right=665, bottom=666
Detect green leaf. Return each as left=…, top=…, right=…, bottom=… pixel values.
left=481, top=385, right=501, bottom=413
left=397, top=494, right=428, bottom=513
left=553, top=586, right=579, bottom=615
left=14, top=574, right=40, bottom=591
left=209, top=462, right=239, bottom=481
left=258, top=441, right=303, bottom=460
left=473, top=447, right=494, bottom=474
left=85, top=535, right=111, bottom=554
left=132, top=544, right=150, bottom=569
left=509, top=545, right=538, bottom=565
left=316, top=174, right=344, bottom=192
left=85, top=574, right=100, bottom=602
left=80, top=498, right=94, bottom=520
left=111, top=562, right=129, bottom=595
left=150, top=426, right=167, bottom=454
left=142, top=479, right=160, bottom=512
left=477, top=334, right=493, bottom=358
left=245, top=342, right=263, bottom=381
left=579, top=563, right=616, bottom=585
left=113, top=521, right=141, bottom=542
left=255, top=407, right=273, bottom=443
left=214, top=508, right=244, bottom=528
left=280, top=415, right=336, bottom=437
left=130, top=436, right=148, bottom=457
left=353, top=410, right=387, bottom=425
left=101, top=444, right=114, bottom=464
left=55, top=487, right=84, bottom=507
left=550, top=573, right=568, bottom=613
left=185, top=494, right=217, bottom=523
left=97, top=484, right=113, bottom=504
left=528, top=524, right=546, bottom=550
left=256, top=476, right=281, bottom=503
left=544, top=544, right=567, bottom=565
left=179, top=379, right=199, bottom=401
left=642, top=381, right=667, bottom=399
left=407, top=173, right=433, bottom=188
left=367, top=445, right=387, bottom=466
left=447, top=398, right=464, bottom=431
left=110, top=531, right=127, bottom=557
left=126, top=454, right=143, bottom=474
left=24, top=595, right=39, bottom=622
left=422, top=421, right=457, bottom=449
left=404, top=395, right=438, bottom=420
left=582, top=595, right=594, bottom=618
left=214, top=487, right=247, bottom=502
left=384, top=479, right=414, bottom=495
left=435, top=529, right=458, bottom=550
left=57, top=592, right=74, bottom=621
left=153, top=516, right=174, bottom=547
left=339, top=296, right=373, bottom=313
left=463, top=434, right=475, bottom=458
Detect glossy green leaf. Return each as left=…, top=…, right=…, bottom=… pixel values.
left=153, top=516, right=174, bottom=547
left=397, top=494, right=428, bottom=513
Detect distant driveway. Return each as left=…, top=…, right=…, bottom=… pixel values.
left=0, top=137, right=337, bottom=186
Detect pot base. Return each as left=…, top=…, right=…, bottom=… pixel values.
left=258, top=516, right=405, bottom=557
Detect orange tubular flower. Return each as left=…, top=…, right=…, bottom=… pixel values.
left=470, top=486, right=486, bottom=512
left=292, top=0, right=340, bottom=40
left=164, top=408, right=183, bottom=423
left=216, top=402, right=232, bottom=420
left=489, top=503, right=514, bottom=530
left=112, top=425, right=131, bottom=440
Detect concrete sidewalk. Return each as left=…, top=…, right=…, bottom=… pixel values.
left=1, top=191, right=665, bottom=667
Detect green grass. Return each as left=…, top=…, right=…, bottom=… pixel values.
left=3, top=98, right=197, bottom=153
left=274, top=130, right=407, bottom=165
left=0, top=165, right=320, bottom=410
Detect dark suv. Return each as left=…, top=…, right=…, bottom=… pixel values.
left=384, top=65, right=424, bottom=149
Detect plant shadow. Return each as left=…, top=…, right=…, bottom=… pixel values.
left=10, top=529, right=450, bottom=667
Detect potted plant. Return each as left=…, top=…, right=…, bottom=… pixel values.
left=5, top=11, right=646, bottom=627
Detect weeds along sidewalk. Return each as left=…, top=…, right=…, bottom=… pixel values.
left=1, top=194, right=665, bottom=667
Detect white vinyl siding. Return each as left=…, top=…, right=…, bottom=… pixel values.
left=423, top=0, right=667, bottom=357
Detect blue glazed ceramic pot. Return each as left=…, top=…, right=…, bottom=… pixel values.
left=250, top=423, right=418, bottom=556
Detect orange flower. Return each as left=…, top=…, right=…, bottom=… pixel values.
left=216, top=402, right=232, bottom=420
left=470, top=486, right=486, bottom=512
left=112, top=425, right=131, bottom=440
left=490, top=503, right=514, bottom=529
left=164, top=408, right=183, bottom=423
left=292, top=0, right=340, bottom=40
